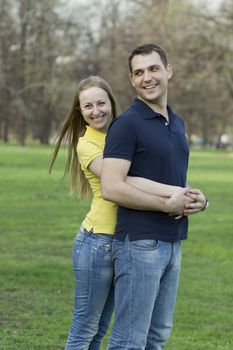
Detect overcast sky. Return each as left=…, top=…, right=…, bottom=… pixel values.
left=66, top=0, right=224, bottom=14
left=192, top=0, right=223, bottom=10
left=68, top=0, right=224, bottom=7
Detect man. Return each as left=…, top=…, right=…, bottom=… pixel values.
left=101, top=43, right=208, bottom=350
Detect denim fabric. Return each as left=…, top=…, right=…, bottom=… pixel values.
left=107, top=236, right=181, bottom=350
left=65, top=229, right=114, bottom=350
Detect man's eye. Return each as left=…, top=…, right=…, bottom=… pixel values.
left=135, top=71, right=142, bottom=76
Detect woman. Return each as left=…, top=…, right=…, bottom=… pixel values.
left=49, top=76, right=181, bottom=350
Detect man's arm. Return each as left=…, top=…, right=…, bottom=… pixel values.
left=101, top=157, right=192, bottom=215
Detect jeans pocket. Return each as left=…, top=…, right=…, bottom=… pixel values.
left=98, top=243, right=112, bottom=252
left=94, top=234, right=113, bottom=252
left=91, top=236, right=113, bottom=268
left=72, top=230, right=92, bottom=268
left=132, top=239, right=160, bottom=251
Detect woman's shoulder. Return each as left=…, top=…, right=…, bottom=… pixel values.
left=77, top=133, right=103, bottom=161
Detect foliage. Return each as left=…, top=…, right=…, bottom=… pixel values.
left=0, top=0, right=232, bottom=145
left=0, top=145, right=233, bottom=349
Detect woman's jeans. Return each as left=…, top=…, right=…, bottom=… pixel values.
left=108, top=236, right=181, bottom=350
left=65, top=229, right=114, bottom=350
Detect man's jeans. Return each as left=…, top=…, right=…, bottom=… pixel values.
left=108, top=236, right=181, bottom=350
left=65, top=229, right=114, bottom=350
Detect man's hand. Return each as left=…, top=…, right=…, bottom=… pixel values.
left=183, top=188, right=207, bottom=215
left=165, top=187, right=194, bottom=217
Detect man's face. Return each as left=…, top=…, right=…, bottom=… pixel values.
left=129, top=51, right=172, bottom=104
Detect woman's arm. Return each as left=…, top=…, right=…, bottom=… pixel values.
left=127, top=177, right=181, bottom=197
left=88, top=156, right=102, bottom=177
left=88, top=156, right=181, bottom=197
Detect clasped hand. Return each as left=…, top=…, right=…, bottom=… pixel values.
left=167, top=187, right=206, bottom=219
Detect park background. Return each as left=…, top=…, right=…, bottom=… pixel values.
left=0, top=0, right=233, bottom=349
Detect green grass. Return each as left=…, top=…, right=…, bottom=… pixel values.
left=0, top=145, right=233, bottom=349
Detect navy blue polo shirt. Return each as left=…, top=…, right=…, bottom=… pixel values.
left=103, top=98, right=189, bottom=242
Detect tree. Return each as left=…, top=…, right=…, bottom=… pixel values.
left=0, top=0, right=17, bottom=142
left=0, top=0, right=232, bottom=145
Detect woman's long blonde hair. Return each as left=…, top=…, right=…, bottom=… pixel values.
left=49, top=76, right=119, bottom=197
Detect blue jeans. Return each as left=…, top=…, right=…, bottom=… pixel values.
left=108, top=236, right=181, bottom=350
left=65, top=229, right=114, bottom=350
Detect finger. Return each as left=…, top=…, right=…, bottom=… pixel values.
left=185, top=196, right=196, bottom=203
left=183, top=209, right=201, bottom=215
left=169, top=212, right=183, bottom=217
left=188, top=188, right=200, bottom=195
left=185, top=202, right=203, bottom=209
left=174, top=215, right=183, bottom=220
left=187, top=194, right=199, bottom=201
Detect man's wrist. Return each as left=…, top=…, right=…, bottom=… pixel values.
left=201, top=198, right=209, bottom=211
left=163, top=196, right=179, bottom=215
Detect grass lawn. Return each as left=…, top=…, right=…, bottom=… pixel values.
left=0, top=145, right=233, bottom=350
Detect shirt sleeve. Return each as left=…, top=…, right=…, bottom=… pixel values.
left=77, top=139, right=103, bottom=171
left=103, top=116, right=137, bottom=161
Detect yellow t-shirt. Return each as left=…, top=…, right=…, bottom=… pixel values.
left=77, top=126, right=117, bottom=234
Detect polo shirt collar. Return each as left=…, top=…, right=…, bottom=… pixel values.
left=133, top=98, right=173, bottom=121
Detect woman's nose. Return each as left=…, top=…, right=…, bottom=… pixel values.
left=92, top=105, right=99, bottom=115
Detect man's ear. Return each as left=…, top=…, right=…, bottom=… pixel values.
left=166, top=64, right=173, bottom=80
left=129, top=73, right=135, bottom=87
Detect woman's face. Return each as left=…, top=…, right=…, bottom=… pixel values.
left=79, top=87, right=113, bottom=133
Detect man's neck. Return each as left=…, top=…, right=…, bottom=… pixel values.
left=138, top=97, right=169, bottom=121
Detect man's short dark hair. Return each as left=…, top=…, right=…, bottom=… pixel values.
left=128, top=43, right=168, bottom=73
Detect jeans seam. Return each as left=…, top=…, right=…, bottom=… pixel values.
left=128, top=241, right=134, bottom=344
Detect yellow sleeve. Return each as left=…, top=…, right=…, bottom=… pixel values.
left=77, top=138, right=103, bottom=171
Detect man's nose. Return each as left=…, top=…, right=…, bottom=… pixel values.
left=144, top=70, right=152, bottom=81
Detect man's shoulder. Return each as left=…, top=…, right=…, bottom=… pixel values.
left=108, top=113, right=135, bottom=136
left=105, top=103, right=140, bottom=146
left=168, top=106, right=185, bottom=129
left=168, top=105, right=184, bottom=121
left=173, top=112, right=186, bottom=130
left=110, top=103, right=141, bottom=128
left=121, top=100, right=142, bottom=118
left=173, top=111, right=184, bottom=122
